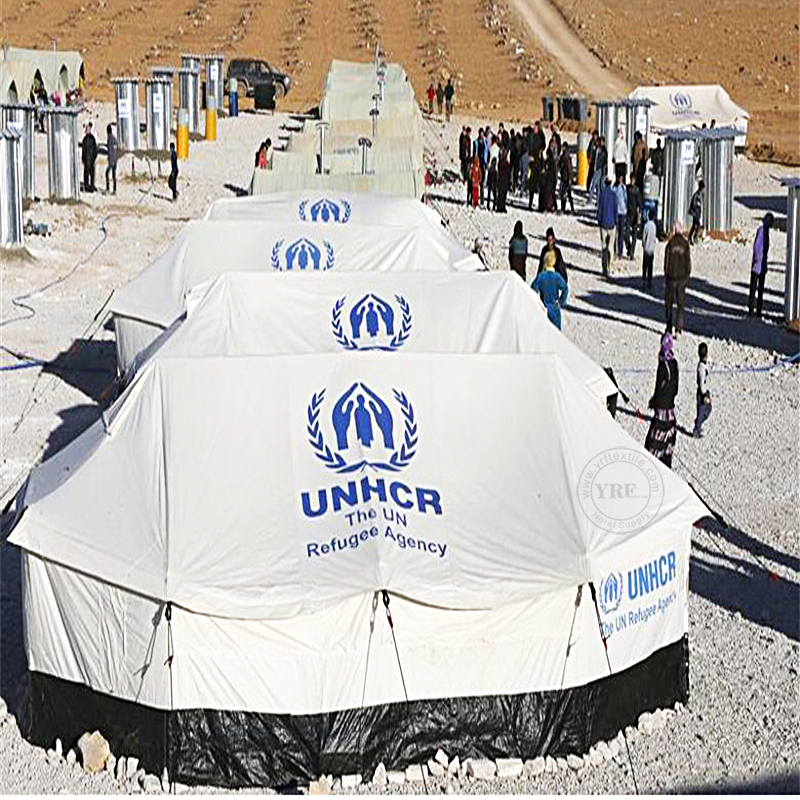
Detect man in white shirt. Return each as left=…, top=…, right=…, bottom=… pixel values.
left=642, top=209, right=657, bottom=289
left=613, top=127, right=628, bottom=181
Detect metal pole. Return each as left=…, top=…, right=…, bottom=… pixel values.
left=316, top=121, right=329, bottom=174
left=358, top=136, right=372, bottom=175
left=370, top=108, right=379, bottom=140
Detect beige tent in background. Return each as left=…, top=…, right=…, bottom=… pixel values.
left=0, top=47, right=84, bottom=102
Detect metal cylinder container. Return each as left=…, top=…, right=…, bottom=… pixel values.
left=45, top=106, right=81, bottom=201
left=113, top=77, right=141, bottom=152
left=229, top=77, right=239, bottom=117
left=1, top=103, right=35, bottom=200
left=204, top=55, right=224, bottom=116
left=149, top=66, right=174, bottom=131
left=661, top=131, right=699, bottom=233
left=783, top=178, right=800, bottom=322
left=180, top=53, right=202, bottom=71
left=0, top=126, right=24, bottom=248
left=699, top=127, right=735, bottom=232
left=593, top=101, right=621, bottom=179
left=146, top=78, right=171, bottom=152
left=178, top=67, right=201, bottom=135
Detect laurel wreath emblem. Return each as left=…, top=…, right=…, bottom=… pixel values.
left=298, top=198, right=351, bottom=223
left=298, top=200, right=308, bottom=221
left=306, top=388, right=417, bottom=473
left=331, top=295, right=412, bottom=351
left=270, top=239, right=284, bottom=270
left=270, top=239, right=334, bottom=270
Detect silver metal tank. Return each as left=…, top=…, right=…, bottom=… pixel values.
left=181, top=53, right=202, bottom=71
left=149, top=66, right=174, bottom=130
left=593, top=100, right=621, bottom=179
left=146, top=78, right=171, bottom=151
left=661, top=130, right=699, bottom=233
left=204, top=55, right=224, bottom=116
left=113, top=77, right=141, bottom=152
left=698, top=127, right=735, bottom=232
left=178, top=66, right=201, bottom=135
left=622, top=98, right=655, bottom=160
left=45, top=106, right=81, bottom=201
left=0, top=126, right=24, bottom=248
left=783, top=177, right=800, bottom=322
left=1, top=103, right=35, bottom=200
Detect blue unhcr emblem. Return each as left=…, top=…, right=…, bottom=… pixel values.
left=307, top=382, right=417, bottom=474
left=271, top=238, right=335, bottom=270
left=331, top=294, right=412, bottom=351
left=298, top=198, right=352, bottom=223
left=598, top=571, right=624, bottom=615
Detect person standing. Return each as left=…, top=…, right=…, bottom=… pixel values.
left=426, top=83, right=435, bottom=114
left=519, top=144, right=530, bottom=200
left=664, top=223, right=691, bottom=335
left=749, top=213, right=774, bottom=317
left=468, top=154, right=482, bottom=209
left=459, top=126, right=471, bottom=182
left=613, top=174, right=627, bottom=260
left=631, top=130, right=648, bottom=192
left=597, top=178, right=617, bottom=277
left=444, top=79, right=454, bottom=121
left=537, top=226, right=567, bottom=282
left=688, top=180, right=705, bottom=244
left=587, top=129, right=598, bottom=184
left=80, top=122, right=98, bottom=192
left=532, top=251, right=569, bottom=329
left=625, top=172, right=641, bottom=259
left=645, top=333, right=679, bottom=468
left=539, top=137, right=558, bottom=213
left=105, top=124, right=117, bottom=195
left=641, top=208, right=657, bottom=289
left=168, top=141, right=179, bottom=201
left=496, top=147, right=510, bottom=212
left=508, top=220, right=529, bottom=281
left=613, top=126, right=628, bottom=180
left=650, top=138, right=664, bottom=177
left=693, top=342, right=712, bottom=438
left=528, top=121, right=546, bottom=210
left=487, top=135, right=499, bottom=210
left=589, top=136, right=607, bottom=204
left=558, top=146, right=574, bottom=215
left=435, top=82, right=444, bottom=115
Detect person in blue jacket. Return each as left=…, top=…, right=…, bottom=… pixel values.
left=597, top=177, right=617, bottom=277
left=532, top=250, right=569, bottom=329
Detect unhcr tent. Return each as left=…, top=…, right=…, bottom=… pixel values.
left=9, top=344, right=705, bottom=787
left=630, top=85, right=748, bottom=146
left=250, top=168, right=426, bottom=199
left=110, top=219, right=482, bottom=375
left=128, top=272, right=617, bottom=404
left=4, top=47, right=84, bottom=97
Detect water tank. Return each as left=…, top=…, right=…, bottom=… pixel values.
left=0, top=126, right=24, bottom=248
left=593, top=100, right=622, bottom=179
left=699, top=127, right=736, bottom=233
left=783, top=177, right=800, bottom=323
left=178, top=66, right=201, bottom=135
left=204, top=55, right=224, bottom=116
left=1, top=103, right=35, bottom=200
left=661, top=131, right=699, bottom=233
left=180, top=53, right=202, bottom=71
left=149, top=66, right=174, bottom=131
left=621, top=99, right=655, bottom=162
left=113, top=77, right=141, bottom=152
left=45, top=106, right=81, bottom=201
left=146, top=78, right=171, bottom=152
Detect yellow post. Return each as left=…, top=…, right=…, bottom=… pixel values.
left=177, top=108, right=190, bottom=160
left=577, top=130, right=589, bottom=189
left=205, top=96, right=217, bottom=141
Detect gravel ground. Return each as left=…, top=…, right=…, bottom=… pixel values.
left=0, top=105, right=798, bottom=794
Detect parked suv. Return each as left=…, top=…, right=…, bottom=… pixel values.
left=226, top=59, right=291, bottom=98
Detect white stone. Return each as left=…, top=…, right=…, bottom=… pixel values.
left=651, top=709, right=667, bottom=731
left=161, top=768, right=170, bottom=793
left=567, top=754, right=584, bottom=770
left=495, top=758, right=523, bottom=778
left=556, top=757, right=568, bottom=771
left=466, top=759, right=496, bottom=780
left=173, top=783, right=190, bottom=795
left=55, top=738, right=63, bottom=758
left=340, top=773, right=362, bottom=789
left=638, top=712, right=654, bottom=735
left=308, top=777, right=331, bottom=795
left=524, top=756, right=545, bottom=777
left=428, top=759, right=445, bottom=777
left=545, top=755, right=557, bottom=773
left=106, top=753, right=116, bottom=774
left=608, top=738, right=621, bottom=758
left=371, top=763, right=387, bottom=787
left=78, top=731, right=110, bottom=773
left=0, top=697, right=7, bottom=721
left=448, top=755, right=460, bottom=775
left=386, top=770, right=405, bottom=785
left=116, top=756, right=127, bottom=782
left=404, top=764, right=427, bottom=782
left=133, top=767, right=146, bottom=786
left=589, top=747, right=604, bottom=767
left=126, top=756, right=140, bottom=780
left=67, top=749, right=78, bottom=767
left=142, top=774, right=162, bottom=794
left=595, top=741, right=610, bottom=761
left=434, top=748, right=449, bottom=768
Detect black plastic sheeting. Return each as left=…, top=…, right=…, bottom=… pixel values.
left=24, top=636, right=688, bottom=789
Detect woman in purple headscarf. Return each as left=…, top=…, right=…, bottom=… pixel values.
left=645, top=332, right=679, bottom=468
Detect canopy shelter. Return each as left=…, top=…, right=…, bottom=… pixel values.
left=0, top=60, right=39, bottom=103
left=9, top=344, right=705, bottom=787
left=2, top=47, right=84, bottom=98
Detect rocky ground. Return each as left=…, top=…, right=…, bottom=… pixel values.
left=0, top=105, right=799, bottom=793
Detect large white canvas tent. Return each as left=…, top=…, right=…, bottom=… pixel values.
left=128, top=272, right=617, bottom=404
left=110, top=219, right=482, bottom=375
left=9, top=343, right=705, bottom=787
left=250, top=168, right=426, bottom=199
left=1, top=47, right=84, bottom=99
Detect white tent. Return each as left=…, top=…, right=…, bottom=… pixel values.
left=9, top=343, right=705, bottom=786
left=249, top=168, right=426, bottom=199
left=110, top=219, right=482, bottom=375
left=129, top=272, right=617, bottom=404
left=630, top=85, right=749, bottom=146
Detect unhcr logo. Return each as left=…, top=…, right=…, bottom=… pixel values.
left=298, top=197, right=352, bottom=223
left=598, top=571, right=623, bottom=615
left=270, top=238, right=334, bottom=270
left=331, top=294, right=413, bottom=351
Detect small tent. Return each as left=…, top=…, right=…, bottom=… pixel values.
left=9, top=345, right=705, bottom=787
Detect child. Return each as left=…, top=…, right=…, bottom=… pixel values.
left=694, top=342, right=712, bottom=437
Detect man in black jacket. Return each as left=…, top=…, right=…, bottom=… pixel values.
left=168, top=142, right=179, bottom=201
left=537, top=227, right=568, bottom=282
left=80, top=122, right=98, bottom=192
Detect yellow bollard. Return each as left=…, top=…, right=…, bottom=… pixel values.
left=577, top=130, right=589, bottom=189
left=205, top=96, right=217, bottom=141
left=177, top=107, right=190, bottom=161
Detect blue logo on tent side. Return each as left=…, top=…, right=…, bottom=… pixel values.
left=307, top=382, right=417, bottom=474
left=599, top=571, right=623, bottom=615
left=332, top=294, right=412, bottom=351
left=298, top=198, right=352, bottom=223
left=271, top=238, right=334, bottom=270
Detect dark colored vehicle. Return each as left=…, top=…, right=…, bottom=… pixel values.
left=225, top=59, right=291, bottom=99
